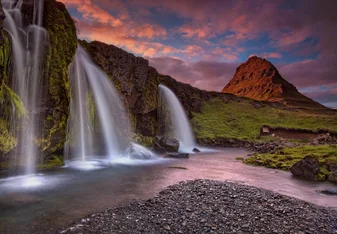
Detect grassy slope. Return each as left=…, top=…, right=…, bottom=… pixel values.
left=245, top=145, right=337, bottom=180
left=192, top=98, right=337, bottom=141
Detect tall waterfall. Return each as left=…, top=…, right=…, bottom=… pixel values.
left=158, top=85, right=196, bottom=152
left=65, top=45, right=131, bottom=162
left=2, top=0, right=48, bottom=175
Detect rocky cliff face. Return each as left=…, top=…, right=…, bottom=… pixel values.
left=222, top=56, right=326, bottom=109
left=0, top=0, right=77, bottom=158
left=81, top=40, right=254, bottom=138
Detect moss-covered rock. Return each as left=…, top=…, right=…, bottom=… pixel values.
left=37, top=0, right=77, bottom=154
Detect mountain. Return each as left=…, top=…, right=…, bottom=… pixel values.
left=222, top=56, right=327, bottom=109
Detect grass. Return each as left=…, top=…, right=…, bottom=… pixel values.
left=192, top=98, right=337, bottom=141
left=245, top=145, right=337, bottom=180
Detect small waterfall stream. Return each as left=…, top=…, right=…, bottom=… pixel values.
left=158, top=85, right=197, bottom=152
left=2, top=0, right=48, bottom=175
left=65, top=45, right=155, bottom=166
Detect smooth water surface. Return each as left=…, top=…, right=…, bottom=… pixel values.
left=0, top=148, right=336, bottom=234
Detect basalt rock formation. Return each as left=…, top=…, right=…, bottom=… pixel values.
left=222, top=56, right=326, bottom=110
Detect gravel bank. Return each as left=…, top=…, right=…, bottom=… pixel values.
left=58, top=180, right=337, bottom=234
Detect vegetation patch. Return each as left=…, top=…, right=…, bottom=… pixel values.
left=192, top=98, right=337, bottom=141
left=245, top=145, right=337, bottom=180
left=37, top=155, right=64, bottom=170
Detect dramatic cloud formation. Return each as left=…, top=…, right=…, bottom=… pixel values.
left=60, top=0, right=337, bottom=108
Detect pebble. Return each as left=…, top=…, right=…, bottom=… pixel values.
left=57, top=180, right=337, bottom=234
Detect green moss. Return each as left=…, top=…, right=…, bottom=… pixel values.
left=236, top=157, right=245, bottom=161
left=0, top=119, right=17, bottom=153
left=192, top=98, right=337, bottom=141
left=37, top=155, right=64, bottom=170
left=132, top=134, right=154, bottom=147
left=245, top=145, right=337, bottom=180
left=0, top=31, right=11, bottom=82
left=38, top=0, right=77, bottom=154
left=0, top=82, right=28, bottom=120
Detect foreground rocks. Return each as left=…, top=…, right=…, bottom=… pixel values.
left=154, top=136, right=180, bottom=153
left=58, top=180, right=337, bottom=234
left=290, top=156, right=320, bottom=180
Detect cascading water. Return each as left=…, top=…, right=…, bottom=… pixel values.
left=2, top=0, right=48, bottom=175
left=158, top=85, right=197, bottom=152
left=65, top=45, right=155, bottom=166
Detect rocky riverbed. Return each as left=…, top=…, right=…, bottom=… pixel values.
left=58, top=180, right=337, bottom=234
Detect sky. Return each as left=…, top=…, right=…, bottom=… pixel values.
left=60, top=0, right=337, bottom=108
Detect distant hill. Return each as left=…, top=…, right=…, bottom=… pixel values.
left=222, top=56, right=327, bottom=110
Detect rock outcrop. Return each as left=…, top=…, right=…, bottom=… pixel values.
left=222, top=56, right=327, bottom=110
left=154, top=136, right=180, bottom=153
left=290, top=156, right=320, bottom=180
left=0, top=0, right=77, bottom=159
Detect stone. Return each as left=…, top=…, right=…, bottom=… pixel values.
left=192, top=148, right=201, bottom=153
left=165, top=153, right=189, bottom=159
left=159, top=137, right=180, bottom=152
left=290, top=156, right=320, bottom=180
left=318, top=189, right=337, bottom=196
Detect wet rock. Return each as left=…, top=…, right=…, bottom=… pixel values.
left=192, top=148, right=200, bottom=153
left=154, top=136, right=180, bottom=152
left=165, top=153, right=189, bottom=159
left=290, top=156, right=320, bottom=180
left=318, top=189, right=337, bottom=196
left=126, top=144, right=154, bottom=160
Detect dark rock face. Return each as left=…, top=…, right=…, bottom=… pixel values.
left=0, top=2, right=5, bottom=35
left=192, top=148, right=200, bottom=153
left=81, top=40, right=160, bottom=136
left=165, top=153, right=189, bottom=159
left=222, top=56, right=327, bottom=109
left=154, top=136, right=180, bottom=153
left=290, top=156, right=320, bottom=180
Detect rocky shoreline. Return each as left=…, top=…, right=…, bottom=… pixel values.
left=58, top=180, right=337, bottom=234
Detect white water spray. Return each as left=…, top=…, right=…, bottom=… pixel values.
left=158, top=85, right=196, bottom=152
left=2, top=0, right=48, bottom=175
left=66, top=45, right=132, bottom=162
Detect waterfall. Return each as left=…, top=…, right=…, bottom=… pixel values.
left=2, top=0, right=48, bottom=175
left=158, top=85, right=196, bottom=152
left=65, top=45, right=138, bottom=163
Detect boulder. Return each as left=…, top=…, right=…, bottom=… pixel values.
left=290, top=156, right=320, bottom=180
left=154, top=136, right=180, bottom=152
left=126, top=144, right=155, bottom=160
left=192, top=148, right=201, bottom=153
left=165, top=153, right=189, bottom=159
left=318, top=189, right=337, bottom=196
left=153, top=136, right=167, bottom=153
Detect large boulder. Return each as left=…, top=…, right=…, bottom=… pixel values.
left=290, top=156, right=320, bottom=180
left=126, top=143, right=155, bottom=160
left=159, top=137, right=180, bottom=152
left=154, top=136, right=180, bottom=153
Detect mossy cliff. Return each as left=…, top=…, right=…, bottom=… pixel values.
left=0, top=0, right=77, bottom=159
left=38, top=0, right=77, bottom=154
